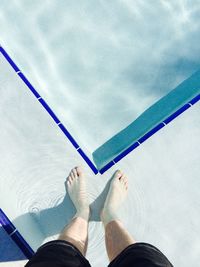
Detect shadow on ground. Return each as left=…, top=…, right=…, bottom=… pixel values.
left=0, top=176, right=113, bottom=262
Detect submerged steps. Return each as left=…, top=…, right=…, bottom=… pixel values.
left=93, top=70, right=200, bottom=171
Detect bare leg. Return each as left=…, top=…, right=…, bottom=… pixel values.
left=104, top=220, right=136, bottom=262
left=58, top=217, right=89, bottom=256
left=101, top=170, right=136, bottom=262
left=58, top=166, right=90, bottom=256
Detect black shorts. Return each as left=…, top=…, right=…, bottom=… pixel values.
left=25, top=240, right=173, bottom=267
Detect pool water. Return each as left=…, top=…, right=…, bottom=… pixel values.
left=1, top=0, right=200, bottom=153
left=0, top=1, right=200, bottom=266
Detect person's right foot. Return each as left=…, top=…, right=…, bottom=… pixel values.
left=101, top=170, right=128, bottom=226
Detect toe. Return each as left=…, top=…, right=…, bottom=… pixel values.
left=68, top=176, right=73, bottom=184
left=123, top=176, right=128, bottom=190
left=72, top=168, right=77, bottom=179
left=120, top=172, right=124, bottom=180
left=65, top=179, right=71, bottom=188
left=67, top=175, right=71, bottom=182
left=123, top=175, right=128, bottom=184
left=70, top=169, right=76, bottom=179
left=76, top=166, right=83, bottom=176
left=115, top=170, right=122, bottom=179
left=121, top=175, right=126, bottom=185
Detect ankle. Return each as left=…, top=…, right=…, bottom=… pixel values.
left=100, top=208, right=119, bottom=226
left=75, top=206, right=90, bottom=222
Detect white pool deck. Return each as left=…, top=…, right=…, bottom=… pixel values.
left=0, top=1, right=200, bottom=266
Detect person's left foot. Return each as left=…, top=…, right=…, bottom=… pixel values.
left=66, top=166, right=90, bottom=221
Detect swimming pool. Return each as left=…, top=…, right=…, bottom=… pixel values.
left=0, top=1, right=200, bottom=266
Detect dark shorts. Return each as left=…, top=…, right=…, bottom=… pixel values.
left=25, top=240, right=173, bottom=267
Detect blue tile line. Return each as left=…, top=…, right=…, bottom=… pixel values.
left=138, top=122, right=165, bottom=144
left=0, top=46, right=20, bottom=72
left=0, top=45, right=98, bottom=175
left=77, top=148, right=98, bottom=174
left=38, top=98, right=60, bottom=124
left=113, top=141, right=140, bottom=164
left=58, top=124, right=79, bottom=149
left=0, top=209, right=16, bottom=234
left=0, top=209, right=35, bottom=259
left=99, top=161, right=115, bottom=174
left=190, top=94, right=200, bottom=104
left=99, top=94, right=200, bottom=174
left=18, top=72, right=41, bottom=98
left=11, top=231, right=35, bottom=259
left=163, top=103, right=191, bottom=124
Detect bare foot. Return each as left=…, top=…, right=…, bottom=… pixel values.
left=66, top=166, right=90, bottom=221
left=101, top=170, right=128, bottom=226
